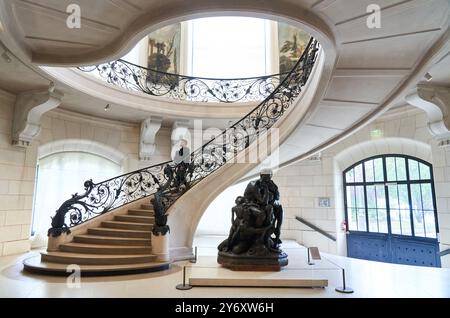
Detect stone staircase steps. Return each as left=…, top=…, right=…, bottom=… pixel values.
left=73, top=234, right=151, bottom=246
left=88, top=227, right=151, bottom=238
left=128, top=209, right=155, bottom=216
left=101, top=220, right=152, bottom=231
left=23, top=256, right=169, bottom=276
left=41, top=251, right=157, bottom=265
left=60, top=242, right=152, bottom=255
left=115, top=215, right=154, bottom=224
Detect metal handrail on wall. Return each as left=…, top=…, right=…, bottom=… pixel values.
left=295, top=216, right=337, bottom=242
left=48, top=38, right=320, bottom=237
left=440, top=248, right=450, bottom=257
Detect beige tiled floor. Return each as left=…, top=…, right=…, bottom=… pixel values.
left=0, top=237, right=449, bottom=298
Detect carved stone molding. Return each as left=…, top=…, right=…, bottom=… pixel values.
left=170, top=119, right=190, bottom=158
left=139, top=116, right=163, bottom=161
left=12, top=87, right=63, bottom=147
left=405, top=85, right=450, bottom=147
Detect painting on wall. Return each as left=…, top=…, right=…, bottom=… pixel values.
left=278, top=22, right=310, bottom=73
left=147, top=23, right=181, bottom=74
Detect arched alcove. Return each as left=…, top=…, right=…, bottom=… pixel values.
left=31, top=139, right=127, bottom=248
left=333, top=137, right=433, bottom=256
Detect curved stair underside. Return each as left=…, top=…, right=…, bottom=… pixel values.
left=23, top=204, right=171, bottom=276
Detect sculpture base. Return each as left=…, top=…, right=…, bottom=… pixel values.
left=218, top=251, right=288, bottom=272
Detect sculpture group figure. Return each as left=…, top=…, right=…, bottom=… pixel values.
left=218, top=170, right=284, bottom=257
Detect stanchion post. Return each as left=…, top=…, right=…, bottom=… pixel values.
left=189, top=246, right=197, bottom=264
left=176, top=266, right=193, bottom=290
left=335, top=268, right=353, bottom=294
left=307, top=247, right=314, bottom=265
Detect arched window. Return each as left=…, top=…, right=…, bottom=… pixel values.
left=343, top=155, right=441, bottom=267
left=344, top=155, right=438, bottom=238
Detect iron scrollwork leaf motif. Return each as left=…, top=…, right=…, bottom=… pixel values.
left=78, top=60, right=291, bottom=103
left=49, top=38, right=319, bottom=237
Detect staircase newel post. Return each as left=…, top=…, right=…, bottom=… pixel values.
left=151, top=232, right=170, bottom=262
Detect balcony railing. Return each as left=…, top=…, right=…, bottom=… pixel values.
left=78, top=60, right=291, bottom=103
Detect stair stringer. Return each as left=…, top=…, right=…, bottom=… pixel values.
left=167, top=50, right=330, bottom=260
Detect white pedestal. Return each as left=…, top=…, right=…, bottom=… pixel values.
left=151, top=232, right=170, bottom=262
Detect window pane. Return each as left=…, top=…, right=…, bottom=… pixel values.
left=375, top=185, right=386, bottom=209
left=357, top=208, right=367, bottom=231
left=364, top=160, right=374, bottom=182
left=354, top=164, right=363, bottom=183
left=390, top=209, right=401, bottom=234
left=398, top=185, right=411, bottom=235
left=378, top=208, right=388, bottom=233
left=368, top=208, right=378, bottom=232
left=421, top=183, right=434, bottom=210
left=386, top=157, right=396, bottom=181
left=345, top=169, right=354, bottom=183
left=419, top=163, right=431, bottom=180
left=408, top=159, right=420, bottom=180
left=366, top=185, right=376, bottom=209
left=424, top=210, right=437, bottom=238
left=374, top=158, right=384, bottom=182
left=346, top=186, right=356, bottom=208
left=347, top=207, right=358, bottom=231
left=413, top=210, right=426, bottom=237
left=388, top=184, right=399, bottom=209
left=396, top=157, right=407, bottom=181
left=411, top=184, right=422, bottom=210
left=191, top=17, right=268, bottom=78
left=355, top=186, right=365, bottom=208
left=400, top=209, right=412, bottom=235
left=347, top=207, right=357, bottom=231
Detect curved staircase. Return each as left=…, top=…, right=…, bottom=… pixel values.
left=23, top=38, right=320, bottom=276
left=23, top=204, right=170, bottom=276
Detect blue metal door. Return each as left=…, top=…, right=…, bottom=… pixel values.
left=344, top=155, right=441, bottom=268
left=347, top=232, right=441, bottom=267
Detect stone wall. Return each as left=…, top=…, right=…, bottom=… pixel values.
left=274, top=106, right=450, bottom=267
left=0, top=88, right=172, bottom=256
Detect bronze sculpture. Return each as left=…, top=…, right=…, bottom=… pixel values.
left=218, top=169, right=288, bottom=270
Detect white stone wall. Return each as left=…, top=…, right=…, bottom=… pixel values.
left=0, top=89, right=172, bottom=256
left=0, top=89, right=35, bottom=256
left=274, top=106, right=450, bottom=267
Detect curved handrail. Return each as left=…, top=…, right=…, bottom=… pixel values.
left=78, top=59, right=292, bottom=103
left=48, top=38, right=319, bottom=237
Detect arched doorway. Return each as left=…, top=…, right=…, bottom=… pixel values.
left=344, top=154, right=440, bottom=267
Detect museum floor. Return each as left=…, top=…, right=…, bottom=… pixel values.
left=0, top=237, right=449, bottom=298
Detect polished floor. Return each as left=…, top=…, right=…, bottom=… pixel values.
left=0, top=237, right=449, bottom=298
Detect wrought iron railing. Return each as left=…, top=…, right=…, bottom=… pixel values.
left=49, top=38, right=319, bottom=237
left=78, top=59, right=291, bottom=103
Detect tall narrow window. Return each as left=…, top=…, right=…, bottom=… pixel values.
left=189, top=17, right=269, bottom=78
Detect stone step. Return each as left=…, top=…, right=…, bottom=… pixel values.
left=60, top=243, right=152, bottom=255
left=102, top=220, right=152, bottom=231
left=88, top=227, right=151, bottom=238
left=73, top=234, right=151, bottom=246
left=41, top=251, right=157, bottom=265
left=141, top=204, right=153, bottom=210
left=115, top=215, right=154, bottom=224
left=23, top=255, right=170, bottom=276
left=128, top=209, right=155, bottom=216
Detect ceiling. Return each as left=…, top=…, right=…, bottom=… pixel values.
left=0, top=0, right=449, bottom=168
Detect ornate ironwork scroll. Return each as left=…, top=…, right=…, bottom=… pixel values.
left=78, top=60, right=291, bottom=103
left=49, top=38, right=319, bottom=237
